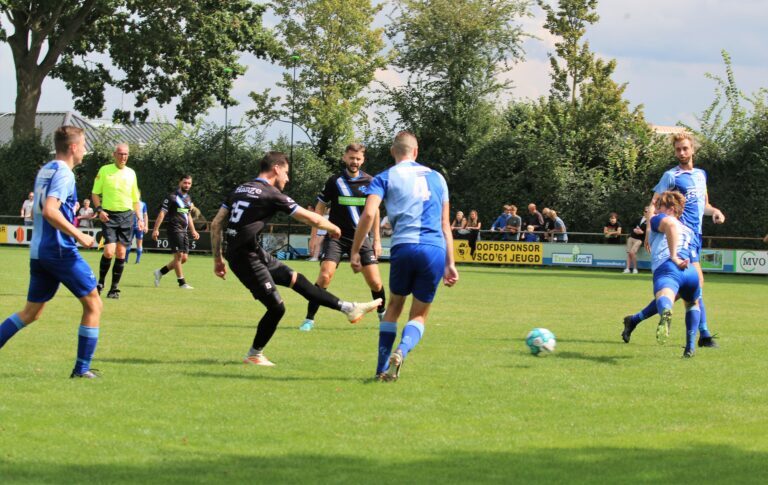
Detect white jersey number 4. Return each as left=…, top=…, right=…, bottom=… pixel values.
left=413, top=176, right=431, bottom=201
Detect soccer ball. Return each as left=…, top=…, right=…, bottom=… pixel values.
left=526, top=328, right=556, bottom=355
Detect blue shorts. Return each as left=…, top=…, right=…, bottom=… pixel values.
left=28, top=256, right=97, bottom=303
left=133, top=227, right=144, bottom=241
left=653, top=261, right=701, bottom=303
left=689, top=233, right=702, bottom=263
left=389, top=243, right=445, bottom=303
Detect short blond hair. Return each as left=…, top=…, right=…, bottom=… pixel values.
left=391, top=131, right=418, bottom=157
left=658, top=191, right=686, bottom=217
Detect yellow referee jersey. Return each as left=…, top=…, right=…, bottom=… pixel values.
left=92, top=164, right=140, bottom=211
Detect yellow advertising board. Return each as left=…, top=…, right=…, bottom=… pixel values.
left=0, top=225, right=6, bottom=244
left=454, top=240, right=542, bottom=265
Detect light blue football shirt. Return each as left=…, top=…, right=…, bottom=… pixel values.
left=653, top=167, right=707, bottom=235
left=649, top=213, right=696, bottom=272
left=367, top=160, right=449, bottom=249
left=29, top=160, right=79, bottom=260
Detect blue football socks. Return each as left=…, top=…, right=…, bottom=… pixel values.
left=631, top=300, right=658, bottom=326
left=73, top=325, right=99, bottom=375
left=697, top=296, right=711, bottom=338
left=377, top=322, right=397, bottom=374
left=0, top=313, right=25, bottom=349
left=655, top=296, right=673, bottom=316
left=135, top=248, right=143, bottom=263
left=397, top=320, right=425, bottom=359
left=685, top=307, right=701, bottom=352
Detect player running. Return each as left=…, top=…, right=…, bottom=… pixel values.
left=647, top=191, right=702, bottom=357
left=300, top=143, right=386, bottom=331
left=622, top=132, right=725, bottom=346
left=152, top=175, right=200, bottom=289
left=351, top=131, right=458, bottom=381
left=210, top=152, right=381, bottom=367
left=0, top=126, right=103, bottom=378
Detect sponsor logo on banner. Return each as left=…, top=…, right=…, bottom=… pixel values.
left=454, top=240, right=542, bottom=265
left=552, top=253, right=593, bottom=265
left=736, top=250, right=768, bottom=274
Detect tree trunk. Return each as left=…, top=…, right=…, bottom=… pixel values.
left=13, top=68, right=45, bottom=139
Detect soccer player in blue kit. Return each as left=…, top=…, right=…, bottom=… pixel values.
left=622, top=132, right=725, bottom=346
left=351, top=131, right=459, bottom=381
left=0, top=126, right=103, bottom=378
left=648, top=191, right=702, bottom=357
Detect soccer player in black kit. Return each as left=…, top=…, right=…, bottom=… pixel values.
left=300, top=143, right=386, bottom=331
left=210, top=151, right=382, bottom=366
left=152, top=175, right=200, bottom=289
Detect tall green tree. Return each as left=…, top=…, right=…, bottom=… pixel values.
left=247, top=0, right=388, bottom=166
left=381, top=0, right=529, bottom=180
left=0, top=1, right=278, bottom=138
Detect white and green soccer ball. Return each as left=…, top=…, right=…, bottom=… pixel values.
left=526, top=328, right=556, bottom=355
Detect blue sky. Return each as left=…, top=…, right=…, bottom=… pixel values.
left=2, top=0, right=766, bottom=138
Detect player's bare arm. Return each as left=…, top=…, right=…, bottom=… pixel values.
left=703, top=194, right=725, bottom=224
left=441, top=201, right=459, bottom=287
left=210, top=207, right=229, bottom=279
left=188, top=210, right=200, bottom=240
left=644, top=193, right=661, bottom=251
left=42, top=196, right=94, bottom=248
left=292, top=207, right=340, bottom=238
left=152, top=210, right=166, bottom=240
left=350, top=194, right=380, bottom=273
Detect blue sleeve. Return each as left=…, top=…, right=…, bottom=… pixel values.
left=438, top=172, right=449, bottom=203
left=650, top=214, right=666, bottom=233
left=47, top=167, right=74, bottom=202
left=368, top=172, right=387, bottom=199
left=491, top=216, right=503, bottom=231
left=653, top=172, right=675, bottom=195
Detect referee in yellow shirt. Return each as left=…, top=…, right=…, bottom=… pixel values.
left=91, top=143, right=144, bottom=299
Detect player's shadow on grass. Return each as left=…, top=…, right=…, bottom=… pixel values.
left=554, top=351, right=633, bottom=365
left=99, top=357, right=232, bottom=366
left=183, top=371, right=362, bottom=382
left=3, top=445, right=766, bottom=483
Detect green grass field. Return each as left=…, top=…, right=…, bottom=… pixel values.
left=1, top=246, right=767, bottom=483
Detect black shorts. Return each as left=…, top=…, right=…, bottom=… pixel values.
left=227, top=247, right=294, bottom=300
left=101, top=210, right=134, bottom=246
left=320, top=236, right=378, bottom=266
left=168, top=230, right=190, bottom=254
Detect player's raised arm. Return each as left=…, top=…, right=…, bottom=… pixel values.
left=350, top=194, right=381, bottom=273
left=210, top=207, right=229, bottom=279
left=441, top=201, right=459, bottom=287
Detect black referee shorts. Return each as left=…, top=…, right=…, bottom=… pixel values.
left=227, top=247, right=294, bottom=300
left=101, top=210, right=134, bottom=246
left=320, top=236, right=378, bottom=266
left=168, top=230, right=190, bottom=254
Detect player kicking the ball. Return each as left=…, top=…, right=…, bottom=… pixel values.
left=351, top=131, right=458, bottom=381
left=646, top=191, right=702, bottom=357
left=210, top=152, right=381, bottom=366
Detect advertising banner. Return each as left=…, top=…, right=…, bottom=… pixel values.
left=735, top=250, right=768, bottom=274
left=454, top=240, right=542, bottom=265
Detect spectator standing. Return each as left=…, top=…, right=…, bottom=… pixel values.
left=624, top=208, right=649, bottom=273
left=466, top=210, right=482, bottom=255
left=77, top=198, right=95, bottom=228
left=20, top=192, right=34, bottom=226
left=548, top=210, right=568, bottom=242
left=490, top=205, right=512, bottom=233
left=504, top=205, right=522, bottom=241
left=523, top=203, right=544, bottom=240
left=604, top=212, right=623, bottom=244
